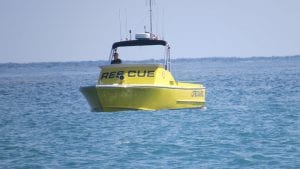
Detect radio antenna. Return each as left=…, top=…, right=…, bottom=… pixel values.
left=118, top=9, right=122, bottom=41
left=125, top=9, right=128, bottom=40
left=162, top=8, right=165, bottom=40
left=149, top=0, right=153, bottom=35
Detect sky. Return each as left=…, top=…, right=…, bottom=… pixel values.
left=0, top=0, right=300, bottom=63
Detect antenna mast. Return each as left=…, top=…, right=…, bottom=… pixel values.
left=149, top=0, right=153, bottom=35
left=118, top=9, right=122, bottom=40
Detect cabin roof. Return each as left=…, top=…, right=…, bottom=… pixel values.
left=112, top=40, right=168, bottom=49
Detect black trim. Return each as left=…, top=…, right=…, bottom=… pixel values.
left=112, top=40, right=167, bottom=49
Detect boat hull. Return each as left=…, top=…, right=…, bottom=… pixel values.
left=80, top=85, right=205, bottom=112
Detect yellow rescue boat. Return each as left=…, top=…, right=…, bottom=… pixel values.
left=80, top=36, right=205, bottom=112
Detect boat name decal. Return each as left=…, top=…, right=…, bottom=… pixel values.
left=191, top=90, right=203, bottom=97
left=101, top=70, right=155, bottom=79
left=101, top=71, right=124, bottom=79
left=128, top=70, right=155, bottom=77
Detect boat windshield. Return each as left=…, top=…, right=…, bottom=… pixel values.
left=114, top=45, right=166, bottom=63
left=109, top=40, right=170, bottom=70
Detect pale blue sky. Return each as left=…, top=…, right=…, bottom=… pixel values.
left=0, top=0, right=299, bottom=63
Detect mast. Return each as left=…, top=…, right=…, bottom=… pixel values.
left=149, top=0, right=153, bottom=35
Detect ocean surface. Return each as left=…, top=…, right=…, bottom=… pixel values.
left=0, top=56, right=299, bottom=168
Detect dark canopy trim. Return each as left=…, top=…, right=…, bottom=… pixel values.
left=112, top=40, right=167, bottom=49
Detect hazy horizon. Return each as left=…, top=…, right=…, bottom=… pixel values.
left=0, top=55, right=299, bottom=65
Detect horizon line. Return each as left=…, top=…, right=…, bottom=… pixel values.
left=0, top=55, right=299, bottom=65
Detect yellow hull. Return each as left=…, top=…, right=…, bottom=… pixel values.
left=80, top=84, right=205, bottom=112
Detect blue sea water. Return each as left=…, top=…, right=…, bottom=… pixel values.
left=0, top=57, right=299, bottom=168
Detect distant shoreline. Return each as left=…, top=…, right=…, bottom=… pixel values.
left=0, top=55, right=299, bottom=65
